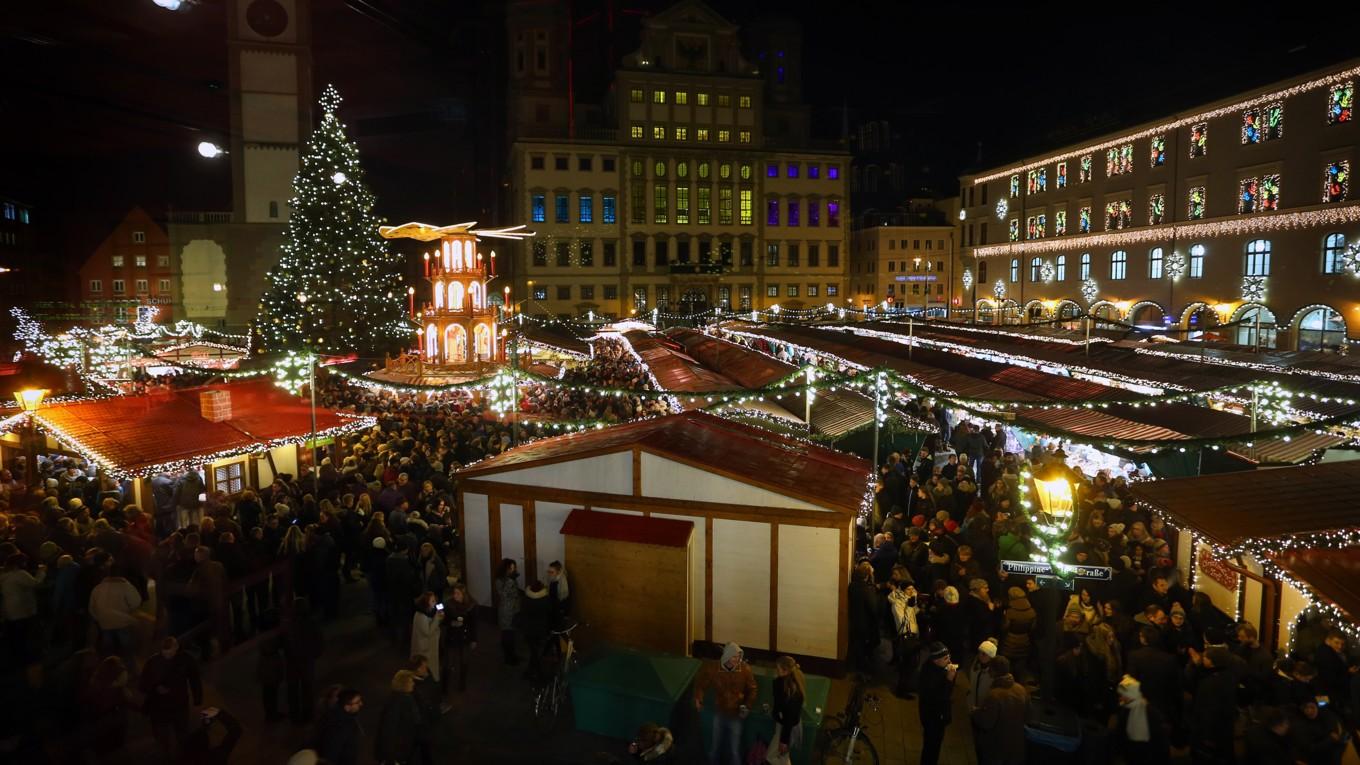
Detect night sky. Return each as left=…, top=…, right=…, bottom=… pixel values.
left=2, top=0, right=1354, bottom=275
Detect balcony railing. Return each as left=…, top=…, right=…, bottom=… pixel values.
left=669, top=262, right=728, bottom=276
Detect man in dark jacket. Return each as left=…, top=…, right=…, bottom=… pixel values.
left=318, top=689, right=364, bottom=765
left=918, top=642, right=958, bottom=765
left=971, top=656, right=1028, bottom=765
left=385, top=542, right=418, bottom=643
left=519, top=581, right=554, bottom=683
left=139, top=636, right=203, bottom=757
left=1126, top=625, right=1181, bottom=720
left=1312, top=631, right=1354, bottom=707
left=1243, top=705, right=1296, bottom=765
left=175, top=706, right=242, bottom=765
left=1185, top=647, right=1239, bottom=764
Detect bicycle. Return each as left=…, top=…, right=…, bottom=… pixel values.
left=530, top=620, right=580, bottom=733
left=818, top=682, right=880, bottom=765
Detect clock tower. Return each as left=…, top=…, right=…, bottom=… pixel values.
left=227, top=0, right=313, bottom=224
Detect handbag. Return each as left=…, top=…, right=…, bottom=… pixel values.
left=765, top=723, right=802, bottom=765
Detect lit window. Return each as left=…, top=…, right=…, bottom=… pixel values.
left=738, top=130, right=751, bottom=144
left=1008, top=219, right=1019, bottom=241
left=630, top=88, right=643, bottom=103
left=531, top=194, right=546, bottom=222
left=1149, top=247, right=1164, bottom=279
left=1055, top=210, right=1067, bottom=236
left=1109, top=251, right=1127, bottom=280
left=808, top=164, right=820, bottom=179
left=1055, top=255, right=1067, bottom=281
left=630, top=124, right=644, bottom=139
left=1029, top=257, right=1042, bottom=282
left=1009, top=174, right=1020, bottom=198
left=112, top=255, right=124, bottom=267
left=676, top=186, right=689, bottom=224
left=1148, top=194, right=1166, bottom=225
left=674, top=127, right=688, bottom=141
left=1242, top=102, right=1283, bottom=143
left=739, top=190, right=753, bottom=225
left=1150, top=136, right=1166, bottom=167
left=654, top=161, right=667, bottom=178
left=788, top=163, right=799, bottom=178
left=1328, top=82, right=1354, bottom=125
left=696, top=128, right=710, bottom=141
left=767, top=198, right=780, bottom=226
left=654, top=184, right=668, bottom=224
left=1189, top=244, right=1205, bottom=278
left=1323, top=161, right=1349, bottom=203
left=1105, top=199, right=1132, bottom=230
left=533, top=285, right=548, bottom=300
left=1244, top=239, right=1271, bottom=276
left=697, top=93, right=710, bottom=106
left=767, top=163, right=779, bottom=178
left=1105, top=144, right=1133, bottom=176
left=652, top=90, right=666, bottom=104
left=555, top=194, right=569, bottom=223
left=1009, top=258, right=1019, bottom=282
left=719, top=187, right=733, bottom=224
left=787, top=285, right=799, bottom=297
left=767, top=284, right=779, bottom=298
left=740, top=163, right=752, bottom=180
left=828, top=165, right=839, bottom=180
left=652, top=125, right=665, bottom=140
left=808, top=285, right=819, bottom=297
left=1188, top=186, right=1206, bottom=220
left=738, top=95, right=751, bottom=108
left=1323, top=233, right=1348, bottom=274
left=135, top=255, right=146, bottom=267
left=697, top=187, right=711, bottom=224
left=788, top=200, right=800, bottom=226
left=1190, top=123, right=1207, bottom=157
left=602, top=195, right=616, bottom=224
left=718, top=129, right=731, bottom=143
left=1238, top=175, right=1280, bottom=214
left=1079, top=253, right=1091, bottom=280
left=719, top=163, right=731, bottom=179
left=1079, top=206, right=1091, bottom=233
left=826, top=284, right=839, bottom=296
left=827, top=200, right=840, bottom=227
left=1079, top=155, right=1092, bottom=183
left=631, top=160, right=643, bottom=177
left=1056, top=162, right=1067, bottom=189
left=675, top=91, right=688, bottom=105
left=578, top=194, right=593, bottom=223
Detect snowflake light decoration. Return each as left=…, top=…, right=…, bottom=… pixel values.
left=995, top=198, right=1009, bottom=221
left=1241, top=276, right=1268, bottom=302
left=1164, top=250, right=1186, bottom=280
left=1081, top=278, right=1099, bottom=304
left=962, top=268, right=974, bottom=291
left=1039, top=260, right=1056, bottom=283
left=993, top=279, right=1007, bottom=300
left=1342, top=242, right=1360, bottom=274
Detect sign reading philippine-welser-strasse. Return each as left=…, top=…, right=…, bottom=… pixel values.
left=1000, top=560, right=1112, bottom=581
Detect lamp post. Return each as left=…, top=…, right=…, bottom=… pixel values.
left=1027, top=461, right=1076, bottom=700
left=13, top=388, right=48, bottom=487
left=297, top=292, right=319, bottom=497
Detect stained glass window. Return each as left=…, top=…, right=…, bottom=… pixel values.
left=1055, top=210, right=1067, bottom=236
left=1261, top=174, right=1281, bottom=211
left=1190, top=123, right=1207, bottom=158
left=1105, top=199, right=1132, bottom=230
left=1057, top=162, right=1067, bottom=189
left=1324, top=161, right=1349, bottom=203
left=1239, top=178, right=1259, bottom=213
left=1148, top=194, right=1166, bottom=225
left=1079, top=155, right=1092, bottom=183
left=1242, top=102, right=1283, bottom=143
left=1009, top=174, right=1020, bottom=198
left=1038, top=168, right=1047, bottom=192
left=1106, top=144, right=1134, bottom=176
left=1079, top=206, right=1091, bottom=233
left=1008, top=219, right=1020, bottom=241
left=1150, top=136, right=1166, bottom=167
left=1329, top=82, right=1354, bottom=125
left=1027, top=170, right=1039, bottom=195
left=1188, top=186, right=1206, bottom=220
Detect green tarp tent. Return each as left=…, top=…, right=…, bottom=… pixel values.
left=571, top=648, right=703, bottom=740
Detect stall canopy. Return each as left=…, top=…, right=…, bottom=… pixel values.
left=1130, top=461, right=1360, bottom=548
left=1272, top=548, right=1360, bottom=625
left=31, top=379, right=373, bottom=478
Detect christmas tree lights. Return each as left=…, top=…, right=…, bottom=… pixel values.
left=254, top=85, right=407, bottom=356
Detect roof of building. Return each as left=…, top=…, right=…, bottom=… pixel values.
left=623, top=331, right=742, bottom=395
left=1272, top=547, right=1360, bottom=625
left=33, top=379, right=372, bottom=477
left=560, top=508, right=694, bottom=548
left=1130, top=461, right=1360, bottom=547
left=457, top=410, right=870, bottom=512
left=665, top=328, right=797, bottom=389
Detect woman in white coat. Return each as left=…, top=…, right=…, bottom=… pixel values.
left=410, top=591, right=442, bottom=682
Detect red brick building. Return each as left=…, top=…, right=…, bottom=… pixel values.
left=77, top=207, right=178, bottom=324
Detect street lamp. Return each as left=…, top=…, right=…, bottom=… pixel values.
left=1031, top=462, right=1075, bottom=523
left=197, top=141, right=224, bottom=159
left=14, top=389, right=48, bottom=412
left=1026, top=460, right=1077, bottom=702
left=13, top=388, right=48, bottom=488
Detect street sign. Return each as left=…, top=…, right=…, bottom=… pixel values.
left=1035, top=574, right=1073, bottom=591
left=1001, top=560, right=1112, bottom=581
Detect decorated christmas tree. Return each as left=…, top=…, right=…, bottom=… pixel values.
left=254, top=84, right=407, bottom=355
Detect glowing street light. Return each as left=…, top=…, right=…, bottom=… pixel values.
left=13, top=388, right=48, bottom=412
left=197, top=141, right=225, bottom=159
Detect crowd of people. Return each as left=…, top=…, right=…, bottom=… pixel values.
left=850, top=425, right=1360, bottom=765
left=518, top=339, right=671, bottom=424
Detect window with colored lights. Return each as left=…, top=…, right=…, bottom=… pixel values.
left=1056, top=162, right=1067, bottom=189
left=1329, top=82, right=1354, bottom=125
left=1148, top=194, right=1166, bottom=226
left=1189, top=123, right=1207, bottom=157
left=1105, top=199, right=1132, bottom=230
left=1055, top=210, right=1067, bottom=236
left=1079, top=206, right=1091, bottom=233
left=1009, top=174, right=1019, bottom=198
left=1188, top=187, right=1206, bottom=220
left=1150, top=136, right=1166, bottom=167
left=1242, top=102, right=1283, bottom=143
left=1079, top=155, right=1092, bottom=183
left=1323, top=161, right=1349, bottom=203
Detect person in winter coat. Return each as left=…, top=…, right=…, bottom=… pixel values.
left=1243, top=705, right=1297, bottom=765
left=410, top=592, right=442, bottom=683
left=385, top=543, right=418, bottom=644
left=546, top=560, right=572, bottom=629
left=416, top=543, right=447, bottom=601
left=89, top=564, right=143, bottom=658
left=1185, top=646, right=1239, bottom=764
left=918, top=642, right=958, bottom=765
left=1290, top=697, right=1347, bottom=765
left=933, top=586, right=969, bottom=662
left=847, top=562, right=880, bottom=673
left=364, top=537, right=390, bottom=626
left=1000, top=586, right=1035, bottom=679
left=965, top=640, right=997, bottom=710
left=0, top=554, right=46, bottom=665
left=317, top=689, right=364, bottom=765
left=628, top=722, right=675, bottom=763
left=375, top=670, right=423, bottom=765
left=1126, top=625, right=1181, bottom=723
left=693, top=641, right=757, bottom=765
left=519, top=581, right=553, bottom=683
left=1113, top=675, right=1169, bottom=765
left=139, top=637, right=203, bottom=757
left=768, top=656, right=805, bottom=765
left=442, top=583, right=477, bottom=694
left=887, top=581, right=923, bottom=698
left=963, top=578, right=1002, bottom=652
left=494, top=558, right=523, bottom=664
left=971, top=656, right=1028, bottom=765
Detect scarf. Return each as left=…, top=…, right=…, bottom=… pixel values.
left=1123, top=697, right=1150, bottom=742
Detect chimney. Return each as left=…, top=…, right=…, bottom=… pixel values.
left=199, top=389, right=232, bottom=422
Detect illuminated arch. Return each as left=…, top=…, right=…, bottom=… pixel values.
left=1178, top=301, right=1211, bottom=328
left=424, top=323, right=438, bottom=359
left=1023, top=299, right=1047, bottom=321
left=1288, top=304, right=1347, bottom=351
left=463, top=240, right=475, bottom=270
left=468, top=281, right=482, bottom=310
left=473, top=323, right=492, bottom=360
left=444, top=324, right=467, bottom=363
left=442, top=244, right=452, bottom=271
left=1231, top=302, right=1278, bottom=349
left=1127, top=300, right=1166, bottom=326
left=433, top=281, right=444, bottom=309
left=1055, top=299, right=1083, bottom=319
left=448, top=281, right=465, bottom=311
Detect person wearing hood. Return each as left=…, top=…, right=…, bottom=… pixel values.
left=1114, top=674, right=1169, bottom=764
left=1289, top=696, right=1346, bottom=765
left=1000, top=586, right=1035, bottom=680
left=971, top=656, right=1028, bottom=765
left=693, top=641, right=757, bottom=765
left=518, top=579, right=553, bottom=683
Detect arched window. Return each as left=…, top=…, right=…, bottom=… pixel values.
left=448, top=281, right=464, bottom=310
left=424, top=324, right=438, bottom=359
left=1110, top=250, right=1128, bottom=280
left=1323, top=233, right=1347, bottom=274
left=433, top=281, right=444, bottom=309
left=1056, top=255, right=1067, bottom=281
left=1010, top=258, right=1020, bottom=282
left=463, top=240, right=475, bottom=271
left=468, top=281, right=481, bottom=310
left=1030, top=257, right=1043, bottom=282
left=444, top=325, right=467, bottom=363
left=1189, top=244, right=1206, bottom=278
left=1079, top=252, right=1091, bottom=280
left=1236, top=305, right=1277, bottom=349
left=473, top=324, right=492, bottom=360
left=1148, top=247, right=1164, bottom=279
left=1297, top=307, right=1346, bottom=351
left=1244, top=239, right=1271, bottom=276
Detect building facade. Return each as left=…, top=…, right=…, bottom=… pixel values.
left=849, top=223, right=956, bottom=311
left=77, top=207, right=178, bottom=325
left=505, top=0, right=849, bottom=319
left=957, top=60, right=1360, bottom=350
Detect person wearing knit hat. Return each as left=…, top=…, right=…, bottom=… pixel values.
left=67, top=497, right=84, bottom=511
left=693, top=641, right=757, bottom=765
left=942, top=586, right=960, bottom=605
left=912, top=514, right=926, bottom=527
left=943, top=519, right=959, bottom=533
left=919, top=641, right=958, bottom=765
left=965, top=640, right=998, bottom=710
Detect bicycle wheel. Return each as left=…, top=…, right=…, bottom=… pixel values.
left=532, top=675, right=559, bottom=734
left=822, top=730, right=878, bottom=765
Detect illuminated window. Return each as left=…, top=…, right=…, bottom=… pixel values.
left=1188, top=186, right=1206, bottom=220
left=1030, top=257, right=1042, bottom=282
left=1079, top=206, right=1091, bottom=233
left=788, top=163, right=799, bottom=178
left=697, top=93, right=710, bottom=106
left=739, top=189, right=753, bottom=225
left=767, top=198, right=780, bottom=225
left=630, top=88, right=643, bottom=103
left=533, top=285, right=548, bottom=300
left=828, top=165, right=840, bottom=180
left=1055, top=255, right=1067, bottom=281
left=1244, top=239, right=1271, bottom=276
left=719, top=163, right=731, bottom=179
left=740, top=163, right=752, bottom=180
left=1079, top=154, right=1092, bottom=183
left=787, top=200, right=800, bottom=226
left=531, top=193, right=546, bottom=222
left=630, top=124, right=644, bottom=139
left=1026, top=215, right=1046, bottom=239
left=738, top=95, right=751, bottom=108
left=1110, top=250, right=1127, bottom=280
left=1242, top=102, right=1283, bottom=143
left=1324, top=161, right=1349, bottom=203
left=1323, top=233, right=1348, bottom=274
left=767, top=163, right=779, bottom=178
left=632, top=160, right=644, bottom=177
left=1189, top=122, right=1207, bottom=157
left=808, top=164, right=820, bottom=179
left=1009, top=174, right=1020, bottom=198
left=697, top=187, right=711, bottom=224
left=1150, top=135, right=1166, bottom=167
left=1027, top=170, right=1039, bottom=194
left=652, top=90, right=666, bottom=104
left=1148, top=194, right=1166, bottom=225
left=555, top=194, right=569, bottom=223
left=787, top=285, right=799, bottom=297
left=652, top=125, right=665, bottom=140
left=1055, top=210, right=1067, bottom=236
left=767, top=284, right=779, bottom=297
left=1239, top=175, right=1280, bottom=213
left=579, top=240, right=594, bottom=266
left=1329, top=82, right=1354, bottom=125
left=1148, top=247, right=1164, bottom=279
left=808, top=199, right=820, bottom=226
left=766, top=244, right=780, bottom=266
left=1056, top=162, right=1067, bottom=189
left=674, top=126, right=688, bottom=141
left=675, top=91, right=688, bottom=104
left=1105, top=144, right=1133, bottom=176
left=602, top=195, right=616, bottom=224
left=827, top=200, right=840, bottom=227
left=1189, top=244, right=1205, bottom=278
left=1008, top=219, right=1019, bottom=241
left=1009, top=258, right=1019, bottom=282
left=653, top=184, right=668, bottom=223
left=1079, top=253, right=1091, bottom=280
left=719, top=187, right=733, bottom=224
left=718, top=129, right=731, bottom=143
left=578, top=194, right=593, bottom=223
left=1105, top=199, right=1132, bottom=230
left=738, top=130, right=751, bottom=144
left=214, top=462, right=245, bottom=494
left=112, top=255, right=124, bottom=267
left=696, top=128, right=709, bottom=141
left=676, top=186, right=690, bottom=224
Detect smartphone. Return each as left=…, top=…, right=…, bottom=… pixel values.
left=436, top=603, right=445, bottom=612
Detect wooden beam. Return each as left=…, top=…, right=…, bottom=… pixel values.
left=488, top=499, right=502, bottom=589
left=838, top=522, right=850, bottom=661
left=632, top=447, right=642, bottom=497
left=705, top=516, right=714, bottom=644
left=769, top=522, right=779, bottom=653
left=455, top=487, right=466, bottom=579
left=524, top=499, right=538, bottom=579
left=457, top=479, right=846, bottom=528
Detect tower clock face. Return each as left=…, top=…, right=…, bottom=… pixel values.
left=246, top=0, right=288, bottom=38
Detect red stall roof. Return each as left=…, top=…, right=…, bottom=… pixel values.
left=458, top=410, right=870, bottom=512
left=560, top=508, right=694, bottom=548
left=1273, top=547, right=1360, bottom=625
left=34, top=379, right=372, bottom=477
